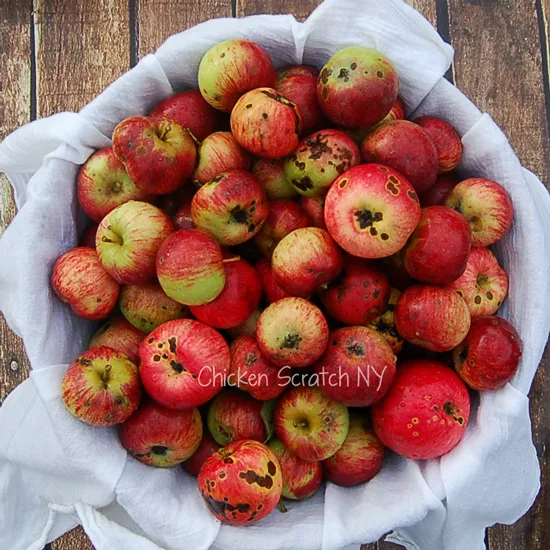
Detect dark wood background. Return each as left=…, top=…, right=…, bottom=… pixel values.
left=1, top=0, right=549, bottom=548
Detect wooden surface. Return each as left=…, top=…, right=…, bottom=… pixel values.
left=0, top=0, right=549, bottom=549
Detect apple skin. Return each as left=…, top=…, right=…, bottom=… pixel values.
left=150, top=89, right=222, bottom=142
left=366, top=287, right=404, bottom=354
left=322, top=412, right=384, bottom=487
left=173, top=201, right=195, bottom=231
left=361, top=120, right=439, bottom=193
left=79, top=223, right=99, bottom=248
left=395, top=285, right=471, bottom=352
left=89, top=316, right=145, bottom=364
left=372, top=359, right=470, bottom=460
left=198, top=39, right=277, bottom=112
left=139, top=319, right=230, bottom=409
left=274, top=386, right=350, bottom=461
left=255, top=258, right=291, bottom=304
left=254, top=199, right=312, bottom=258
left=207, top=388, right=266, bottom=446
left=447, top=246, right=509, bottom=318
left=319, top=255, right=390, bottom=325
left=229, top=335, right=287, bottom=401
left=315, top=326, right=396, bottom=407
left=272, top=227, right=343, bottom=297
left=77, top=147, right=152, bottom=222
left=191, top=169, right=269, bottom=246
left=324, top=164, right=421, bottom=259
left=198, top=440, right=283, bottom=525
left=381, top=250, right=416, bottom=291
left=268, top=438, right=323, bottom=499
left=252, top=158, right=297, bottom=200
left=62, top=346, right=142, bottom=427
left=192, top=132, right=252, bottom=187
left=317, top=47, right=398, bottom=129
left=257, top=297, right=329, bottom=368
left=119, top=399, right=202, bottom=467
left=96, top=200, right=173, bottom=285
left=227, top=309, right=262, bottom=340
left=51, top=247, right=120, bottom=320
left=300, top=195, right=326, bottom=230
left=444, top=178, right=514, bottom=247
left=183, top=432, right=221, bottom=477
left=453, top=316, right=523, bottom=391
left=419, top=173, right=460, bottom=207
left=403, top=205, right=472, bottom=285
left=120, top=280, right=189, bottom=333
left=112, top=116, right=197, bottom=195
left=230, top=87, right=303, bottom=159
left=414, top=116, right=463, bottom=174
left=190, top=255, right=262, bottom=329
left=156, top=229, right=225, bottom=306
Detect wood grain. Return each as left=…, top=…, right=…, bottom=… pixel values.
left=51, top=527, right=94, bottom=550
left=406, top=0, right=437, bottom=27
left=237, top=0, right=321, bottom=21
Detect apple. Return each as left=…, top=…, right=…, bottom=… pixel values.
left=324, top=164, right=421, bottom=259
left=79, top=223, right=99, bottom=248
left=227, top=309, right=262, bottom=340
left=252, top=158, right=297, bottom=200
left=444, top=178, right=514, bottom=246
left=89, top=316, right=145, bottom=364
left=173, top=201, right=195, bottom=231
left=453, top=316, right=523, bottom=391
left=51, top=247, right=119, bottom=320
left=96, top=200, right=173, bottom=285
left=395, top=285, right=471, bottom=352
left=274, top=386, right=349, bottom=461
left=183, top=433, right=221, bottom=477
left=61, top=346, right=142, bottom=426
left=119, top=399, right=202, bottom=467
left=418, top=173, right=460, bottom=207
left=300, top=195, right=326, bottom=230
left=372, top=359, right=470, bottom=459
left=256, top=297, right=329, bottom=368
left=403, top=205, right=472, bottom=285
left=255, top=258, right=291, bottom=304
left=112, top=116, right=197, bottom=195
left=139, top=318, right=230, bottom=409
left=156, top=185, right=195, bottom=217
left=366, top=287, right=404, bottom=354
left=381, top=250, right=416, bottom=291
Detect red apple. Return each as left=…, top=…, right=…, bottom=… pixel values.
left=372, top=359, right=470, bottom=459
left=381, top=250, right=416, bottom=291
left=255, top=258, right=291, bottom=304
left=252, top=158, right=297, bottom=200
left=366, top=287, right=404, bottom=354
left=419, top=173, right=460, bottom=207
left=51, top=247, right=119, bottom=320
left=79, top=223, right=98, bottom=248
left=300, top=195, right=326, bottom=230
left=139, top=319, right=230, bottom=409
left=173, top=201, right=195, bottom=231
left=61, top=346, right=142, bottom=426
left=119, top=399, right=202, bottom=467
left=183, top=432, right=221, bottom=477
left=227, top=309, right=262, bottom=340
left=89, top=316, right=145, bottom=364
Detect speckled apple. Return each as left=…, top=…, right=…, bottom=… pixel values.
left=366, top=287, right=403, bottom=354
left=252, top=158, right=297, bottom=200
left=89, top=316, right=145, bottom=364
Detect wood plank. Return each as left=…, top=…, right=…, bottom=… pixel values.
left=237, top=0, right=321, bottom=21
left=51, top=527, right=94, bottom=550
left=406, top=0, right=437, bottom=27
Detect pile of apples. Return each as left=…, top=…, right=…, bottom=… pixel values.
left=53, top=39, right=523, bottom=526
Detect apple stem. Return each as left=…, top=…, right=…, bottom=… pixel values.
left=101, top=364, right=112, bottom=383
left=158, top=125, right=171, bottom=141
left=278, top=499, right=288, bottom=513
left=222, top=256, right=241, bottom=264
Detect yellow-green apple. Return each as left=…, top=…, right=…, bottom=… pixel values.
left=324, top=164, right=421, bottom=258
left=444, top=178, right=514, bottom=246
left=51, top=247, right=119, bottom=320
left=112, top=116, right=197, bottom=194
left=256, top=297, right=329, bottom=367
left=255, top=258, right=291, bottom=304
left=227, top=309, right=262, bottom=339
left=367, top=288, right=404, bottom=354
left=191, top=169, right=268, bottom=246
left=139, top=318, right=230, bottom=409
left=419, top=173, right=460, bottom=207
left=453, top=316, right=523, bottom=391
left=272, top=228, right=343, bottom=296
left=79, top=223, right=99, bottom=248
left=300, top=195, right=326, bottom=230
left=252, top=158, right=297, bottom=200
left=198, top=39, right=277, bottom=111
left=322, top=412, right=384, bottom=487
left=61, top=346, right=142, bottom=426
left=198, top=440, right=282, bottom=525
left=395, top=285, right=471, bottom=352
left=96, top=200, right=173, bottom=284
left=156, top=229, right=225, bottom=306
left=89, top=316, right=145, bottom=364
left=183, top=432, right=221, bottom=477
left=274, top=386, right=349, bottom=461
left=230, top=88, right=302, bottom=159
left=77, top=147, right=152, bottom=222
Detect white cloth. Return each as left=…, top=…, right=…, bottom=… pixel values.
left=0, top=1, right=549, bottom=549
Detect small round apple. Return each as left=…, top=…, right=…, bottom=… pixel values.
left=447, top=246, right=509, bottom=318
left=372, top=359, right=470, bottom=459
left=139, top=319, right=230, bottom=409
left=51, top=247, right=120, bottom=320
left=274, top=386, right=350, bottom=461
left=255, top=258, right=291, bottom=304
left=183, top=432, right=221, bottom=477
left=119, top=399, right=202, bottom=467
left=444, top=178, right=514, bottom=246
left=96, top=200, right=173, bottom=285
left=156, top=229, right=225, bottom=306
left=198, top=440, right=283, bottom=525
left=366, top=288, right=404, bottom=354
left=323, top=412, right=384, bottom=487
left=419, top=173, right=460, bottom=207
left=89, top=316, right=145, bottom=364
left=77, top=147, right=152, bottom=222
left=227, top=309, right=262, bottom=340
left=324, top=164, right=421, bottom=259
left=395, top=285, right=471, bottom=352
left=268, top=438, right=323, bottom=499
left=300, top=195, right=326, bottom=230
left=453, top=316, right=523, bottom=391
left=252, top=158, right=297, bottom=200
left=62, top=346, right=142, bottom=427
